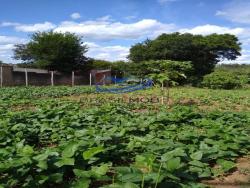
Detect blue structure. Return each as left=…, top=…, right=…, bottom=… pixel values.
left=95, top=77, right=153, bottom=93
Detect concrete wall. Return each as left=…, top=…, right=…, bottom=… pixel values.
left=0, top=65, right=90, bottom=87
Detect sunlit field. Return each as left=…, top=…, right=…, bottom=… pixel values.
left=0, top=86, right=249, bottom=187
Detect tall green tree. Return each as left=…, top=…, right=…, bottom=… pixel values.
left=129, top=32, right=241, bottom=76
left=13, top=31, right=89, bottom=72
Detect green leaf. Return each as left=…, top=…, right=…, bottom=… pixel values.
left=190, top=151, right=203, bottom=161
left=49, top=173, right=63, bottom=183
left=134, top=154, right=155, bottom=173
left=103, top=182, right=139, bottom=188
left=199, top=167, right=211, bottom=178
left=71, top=178, right=90, bottom=188
left=62, top=142, right=79, bottom=158
left=73, top=169, right=91, bottom=178
left=165, top=173, right=180, bottom=181
left=161, top=148, right=186, bottom=161
left=165, top=157, right=181, bottom=172
left=91, top=164, right=109, bottom=177
left=118, top=173, right=142, bottom=183
left=20, top=145, right=34, bottom=156
left=216, top=159, right=236, bottom=172
left=38, top=175, right=49, bottom=184
left=82, top=146, right=104, bottom=160
left=37, top=160, right=48, bottom=170
left=188, top=160, right=205, bottom=168
left=54, top=157, right=75, bottom=167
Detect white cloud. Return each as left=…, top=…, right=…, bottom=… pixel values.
left=179, top=24, right=245, bottom=36
left=70, top=12, right=81, bottom=20
left=15, top=22, right=56, bottom=32
left=1, top=22, right=19, bottom=27
left=1, top=21, right=56, bottom=32
left=0, top=35, right=27, bottom=44
left=216, top=1, right=250, bottom=24
left=1, top=16, right=250, bottom=64
left=0, top=44, right=15, bottom=63
left=84, top=42, right=129, bottom=61
left=158, top=0, right=178, bottom=4
left=0, top=35, right=28, bottom=64
left=0, top=44, right=14, bottom=50
left=54, top=19, right=175, bottom=40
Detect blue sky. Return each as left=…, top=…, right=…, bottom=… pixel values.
left=1, top=0, right=250, bottom=64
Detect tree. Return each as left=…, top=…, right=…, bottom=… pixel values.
left=129, top=32, right=241, bottom=76
left=129, top=60, right=193, bottom=84
left=13, top=31, right=89, bottom=72
left=85, top=59, right=131, bottom=77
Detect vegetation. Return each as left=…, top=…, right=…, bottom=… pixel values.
left=130, top=60, right=193, bottom=85
left=86, top=60, right=130, bottom=78
left=0, top=86, right=249, bottom=187
left=202, top=71, right=248, bottom=89
left=215, top=64, right=250, bottom=84
left=129, top=33, right=241, bottom=77
left=13, top=31, right=89, bottom=72
left=2, top=30, right=249, bottom=187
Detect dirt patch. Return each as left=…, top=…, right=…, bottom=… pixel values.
left=11, top=104, right=37, bottom=112
left=177, top=98, right=200, bottom=105
left=203, top=157, right=250, bottom=188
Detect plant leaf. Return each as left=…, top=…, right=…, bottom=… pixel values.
left=82, top=146, right=104, bottom=160
left=190, top=151, right=203, bottom=161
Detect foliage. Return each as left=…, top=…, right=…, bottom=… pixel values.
left=202, top=71, right=248, bottom=89
left=110, top=61, right=131, bottom=77
left=13, top=31, right=89, bottom=72
left=216, top=64, right=250, bottom=84
left=129, top=32, right=241, bottom=77
left=0, top=87, right=249, bottom=187
left=130, top=60, right=193, bottom=85
left=87, top=59, right=111, bottom=70
left=86, top=60, right=131, bottom=77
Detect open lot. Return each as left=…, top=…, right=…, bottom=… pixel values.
left=0, top=86, right=249, bottom=187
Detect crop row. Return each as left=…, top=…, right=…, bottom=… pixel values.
left=0, top=100, right=249, bottom=187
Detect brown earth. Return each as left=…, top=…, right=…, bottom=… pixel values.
left=203, top=157, right=250, bottom=188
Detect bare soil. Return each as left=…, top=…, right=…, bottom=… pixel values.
left=203, top=156, right=250, bottom=188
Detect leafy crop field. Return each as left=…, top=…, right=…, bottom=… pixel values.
left=0, top=86, right=249, bottom=188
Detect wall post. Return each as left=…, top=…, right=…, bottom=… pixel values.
left=25, top=68, right=28, bottom=86
left=0, top=66, right=3, bottom=87
left=103, top=74, right=106, bottom=85
left=89, top=73, right=92, bottom=86
left=72, top=71, right=75, bottom=86
left=51, top=71, right=54, bottom=86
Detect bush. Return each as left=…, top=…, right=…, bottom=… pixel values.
left=202, top=71, right=247, bottom=89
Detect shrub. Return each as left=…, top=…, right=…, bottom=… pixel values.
left=202, top=71, right=247, bottom=89
left=129, top=60, right=193, bottom=85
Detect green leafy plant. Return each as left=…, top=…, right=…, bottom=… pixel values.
left=202, top=71, right=248, bottom=89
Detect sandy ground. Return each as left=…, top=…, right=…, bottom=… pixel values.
left=203, top=157, right=250, bottom=188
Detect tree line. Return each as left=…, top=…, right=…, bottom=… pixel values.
left=10, top=31, right=242, bottom=86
